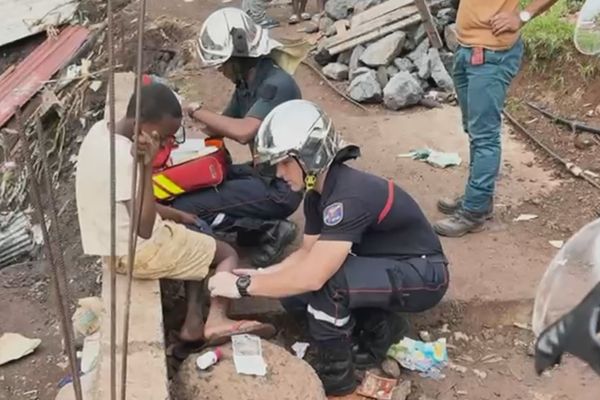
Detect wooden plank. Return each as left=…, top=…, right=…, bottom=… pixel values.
left=329, top=14, right=422, bottom=55
left=414, top=0, right=444, bottom=48
left=324, top=5, right=418, bottom=50
left=351, top=0, right=414, bottom=27
left=334, top=19, right=350, bottom=34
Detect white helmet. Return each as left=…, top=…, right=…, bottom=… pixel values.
left=254, top=100, right=350, bottom=180
left=197, top=7, right=281, bottom=67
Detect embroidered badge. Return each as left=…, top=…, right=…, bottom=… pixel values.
left=323, top=202, right=344, bottom=226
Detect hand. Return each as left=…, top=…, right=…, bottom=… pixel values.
left=183, top=101, right=202, bottom=118
left=176, top=210, right=198, bottom=225
left=133, top=130, right=160, bottom=165
left=490, top=12, right=522, bottom=36
left=208, top=272, right=241, bottom=299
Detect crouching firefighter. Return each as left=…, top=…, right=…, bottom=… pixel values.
left=208, top=100, right=450, bottom=396
left=172, top=7, right=303, bottom=267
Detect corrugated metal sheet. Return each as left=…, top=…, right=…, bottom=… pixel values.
left=0, top=0, right=79, bottom=47
left=0, top=212, right=34, bottom=268
left=0, top=25, right=89, bottom=128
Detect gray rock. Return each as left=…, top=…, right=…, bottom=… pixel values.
left=415, top=53, right=431, bottom=80
left=437, top=7, right=457, bottom=26
left=325, top=0, right=357, bottom=20
left=322, top=62, right=349, bottom=81
left=319, top=16, right=334, bottom=33
left=337, top=50, right=352, bottom=65
left=353, top=0, right=383, bottom=14
left=325, top=25, right=337, bottom=37
left=393, top=57, right=415, bottom=72
left=376, top=66, right=389, bottom=88
left=173, top=341, right=327, bottom=400
left=386, top=65, right=399, bottom=78
left=429, top=48, right=454, bottom=92
left=348, top=70, right=382, bottom=103
left=404, top=24, right=426, bottom=52
left=439, top=50, right=454, bottom=74
left=360, top=32, right=406, bottom=67
left=304, top=22, right=319, bottom=33
left=407, top=38, right=430, bottom=62
left=349, top=45, right=365, bottom=76
left=349, top=66, right=372, bottom=82
left=444, top=23, right=459, bottom=52
left=411, top=72, right=430, bottom=90
left=384, top=71, right=423, bottom=110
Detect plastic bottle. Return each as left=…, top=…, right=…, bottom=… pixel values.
left=195, top=348, right=222, bottom=370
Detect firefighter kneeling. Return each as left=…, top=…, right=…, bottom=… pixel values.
left=208, top=100, right=450, bottom=396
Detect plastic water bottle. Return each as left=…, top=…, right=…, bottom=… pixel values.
left=196, top=348, right=222, bottom=370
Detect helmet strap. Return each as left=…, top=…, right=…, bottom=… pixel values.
left=305, top=174, right=317, bottom=191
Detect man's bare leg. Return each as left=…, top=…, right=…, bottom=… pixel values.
left=179, top=281, right=204, bottom=341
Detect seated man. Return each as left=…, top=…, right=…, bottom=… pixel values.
left=208, top=100, right=450, bottom=396
left=174, top=8, right=303, bottom=267
left=75, top=82, right=274, bottom=351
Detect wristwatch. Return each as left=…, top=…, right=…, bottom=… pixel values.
left=236, top=275, right=252, bottom=297
left=519, top=10, right=532, bottom=24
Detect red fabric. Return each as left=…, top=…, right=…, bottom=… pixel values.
left=377, top=179, right=395, bottom=224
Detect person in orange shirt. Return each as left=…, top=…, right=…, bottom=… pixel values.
left=434, top=0, right=560, bottom=237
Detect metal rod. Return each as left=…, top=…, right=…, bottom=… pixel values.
left=15, top=110, right=83, bottom=400
left=504, top=111, right=600, bottom=191
left=300, top=60, right=369, bottom=113
left=106, top=0, right=118, bottom=398
left=120, top=0, right=147, bottom=398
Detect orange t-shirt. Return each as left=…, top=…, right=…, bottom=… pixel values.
left=456, top=0, right=520, bottom=50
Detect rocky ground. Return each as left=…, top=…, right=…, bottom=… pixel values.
left=1, top=0, right=600, bottom=399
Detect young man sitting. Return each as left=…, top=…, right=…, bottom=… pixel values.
left=75, top=82, right=274, bottom=353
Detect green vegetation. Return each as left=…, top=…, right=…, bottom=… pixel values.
left=519, top=0, right=575, bottom=61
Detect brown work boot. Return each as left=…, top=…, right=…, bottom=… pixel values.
left=434, top=209, right=486, bottom=237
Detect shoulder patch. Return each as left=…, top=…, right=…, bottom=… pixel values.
left=258, top=84, right=277, bottom=101
left=323, top=202, right=344, bottom=226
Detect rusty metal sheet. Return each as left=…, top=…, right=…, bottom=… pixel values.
left=0, top=25, right=89, bottom=128
left=0, top=0, right=79, bottom=47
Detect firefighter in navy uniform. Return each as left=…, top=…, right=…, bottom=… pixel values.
left=208, top=100, right=450, bottom=396
left=173, top=8, right=303, bottom=267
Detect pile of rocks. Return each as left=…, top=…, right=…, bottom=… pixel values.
left=313, top=0, right=460, bottom=110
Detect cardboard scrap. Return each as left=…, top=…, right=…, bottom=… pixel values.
left=357, top=371, right=397, bottom=400
left=0, top=333, right=41, bottom=365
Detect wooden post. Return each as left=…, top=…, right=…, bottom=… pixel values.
left=414, top=0, right=444, bottom=48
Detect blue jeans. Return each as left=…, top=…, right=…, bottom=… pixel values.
left=453, top=40, right=524, bottom=214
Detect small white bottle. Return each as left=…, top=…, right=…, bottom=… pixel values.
left=196, top=348, right=222, bottom=370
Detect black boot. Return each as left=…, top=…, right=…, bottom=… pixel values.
left=313, top=340, right=357, bottom=396
left=353, top=310, right=409, bottom=370
left=251, top=220, right=297, bottom=267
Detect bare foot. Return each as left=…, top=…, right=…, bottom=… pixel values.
left=179, top=320, right=204, bottom=342
left=204, top=318, right=275, bottom=341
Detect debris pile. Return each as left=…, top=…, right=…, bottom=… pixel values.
left=313, top=0, right=459, bottom=109
left=173, top=339, right=327, bottom=400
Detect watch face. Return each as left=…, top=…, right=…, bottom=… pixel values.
left=238, top=275, right=251, bottom=289
left=520, top=11, right=531, bottom=22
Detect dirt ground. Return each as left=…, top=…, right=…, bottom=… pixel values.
left=1, top=0, right=600, bottom=399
